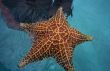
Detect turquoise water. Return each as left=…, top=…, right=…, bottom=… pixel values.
left=0, top=0, right=110, bottom=71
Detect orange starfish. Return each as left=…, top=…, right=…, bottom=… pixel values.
left=18, top=7, right=92, bottom=71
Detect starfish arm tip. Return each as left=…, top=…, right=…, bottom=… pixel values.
left=59, top=6, right=63, bottom=10
left=20, top=23, right=24, bottom=27
left=86, top=35, right=93, bottom=41
left=18, top=62, right=26, bottom=68
left=18, top=59, right=29, bottom=68
left=19, top=23, right=27, bottom=30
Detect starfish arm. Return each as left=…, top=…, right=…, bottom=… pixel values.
left=69, top=28, right=93, bottom=45
left=49, top=7, right=68, bottom=25
left=18, top=37, right=53, bottom=68
left=53, top=43, right=74, bottom=71
left=19, top=21, right=48, bottom=32
left=19, top=23, right=33, bottom=31
left=55, top=7, right=65, bottom=19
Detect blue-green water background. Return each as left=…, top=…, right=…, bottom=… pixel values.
left=0, top=0, right=110, bottom=71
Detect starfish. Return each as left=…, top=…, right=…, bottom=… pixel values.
left=18, top=7, right=92, bottom=71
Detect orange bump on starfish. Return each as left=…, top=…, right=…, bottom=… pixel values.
left=18, top=7, right=92, bottom=71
